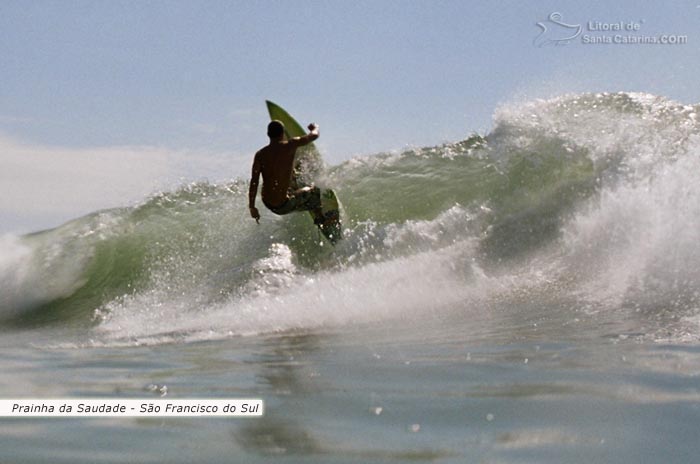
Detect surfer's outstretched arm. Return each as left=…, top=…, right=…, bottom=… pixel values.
left=248, top=154, right=261, bottom=223
left=290, top=123, right=319, bottom=147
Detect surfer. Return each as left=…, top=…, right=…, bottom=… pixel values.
left=248, top=120, right=323, bottom=224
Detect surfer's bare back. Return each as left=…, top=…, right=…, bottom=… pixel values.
left=248, top=120, right=321, bottom=223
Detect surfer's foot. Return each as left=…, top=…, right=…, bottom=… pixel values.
left=312, top=208, right=325, bottom=226
left=314, top=211, right=338, bottom=229
left=313, top=214, right=326, bottom=227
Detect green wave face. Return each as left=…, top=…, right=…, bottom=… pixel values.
left=2, top=92, right=699, bottom=344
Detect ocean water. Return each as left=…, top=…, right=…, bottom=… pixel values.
left=2, top=92, right=700, bottom=463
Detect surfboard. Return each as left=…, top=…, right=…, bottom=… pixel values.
left=265, top=100, right=342, bottom=244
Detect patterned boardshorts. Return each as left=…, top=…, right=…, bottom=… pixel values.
left=264, top=186, right=322, bottom=215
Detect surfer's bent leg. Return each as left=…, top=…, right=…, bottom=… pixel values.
left=265, top=186, right=322, bottom=216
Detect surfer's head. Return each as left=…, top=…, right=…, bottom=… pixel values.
left=267, top=120, right=285, bottom=140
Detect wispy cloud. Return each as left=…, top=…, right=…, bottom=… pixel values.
left=0, top=134, right=248, bottom=233
left=0, top=115, right=34, bottom=125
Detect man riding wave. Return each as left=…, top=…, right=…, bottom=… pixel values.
left=248, top=120, right=324, bottom=224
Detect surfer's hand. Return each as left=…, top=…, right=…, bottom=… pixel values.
left=308, top=123, right=318, bottom=133
left=249, top=207, right=260, bottom=224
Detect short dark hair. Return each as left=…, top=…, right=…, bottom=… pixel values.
left=267, top=120, right=284, bottom=138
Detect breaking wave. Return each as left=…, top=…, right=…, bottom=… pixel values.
left=2, top=92, right=699, bottom=345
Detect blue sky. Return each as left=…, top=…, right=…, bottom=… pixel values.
left=1, top=0, right=700, bottom=232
